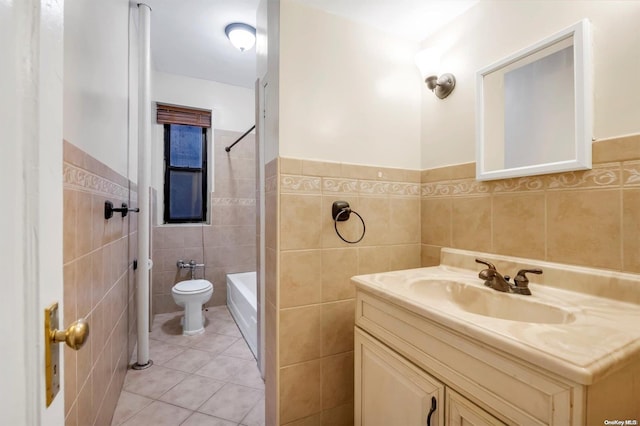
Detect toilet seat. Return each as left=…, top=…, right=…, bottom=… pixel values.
left=173, top=279, right=212, bottom=294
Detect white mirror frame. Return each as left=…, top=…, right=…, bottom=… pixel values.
left=476, top=19, right=593, bottom=181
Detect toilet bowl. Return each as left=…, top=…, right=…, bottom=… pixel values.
left=171, top=279, right=214, bottom=335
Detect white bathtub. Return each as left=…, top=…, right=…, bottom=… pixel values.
left=226, top=271, right=257, bottom=358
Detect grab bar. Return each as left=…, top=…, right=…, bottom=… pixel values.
left=224, top=125, right=255, bottom=152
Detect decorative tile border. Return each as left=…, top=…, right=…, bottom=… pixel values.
left=422, top=179, right=490, bottom=197
left=492, top=176, right=545, bottom=193
left=421, top=182, right=452, bottom=197
left=322, top=178, right=358, bottom=194
left=265, top=175, right=278, bottom=193
left=212, top=197, right=256, bottom=206
left=546, top=164, right=620, bottom=190
left=422, top=163, right=626, bottom=198
left=280, top=175, right=321, bottom=194
left=280, top=174, right=420, bottom=197
left=623, top=161, right=640, bottom=186
left=63, top=162, right=129, bottom=199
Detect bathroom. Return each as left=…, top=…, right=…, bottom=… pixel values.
left=1, top=0, right=639, bottom=425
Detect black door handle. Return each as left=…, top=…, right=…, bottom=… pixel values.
left=426, top=396, right=436, bottom=426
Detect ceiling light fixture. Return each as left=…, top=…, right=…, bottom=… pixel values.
left=225, top=23, right=256, bottom=52
left=415, top=48, right=456, bottom=99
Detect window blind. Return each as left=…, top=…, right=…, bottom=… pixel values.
left=156, top=103, right=211, bottom=128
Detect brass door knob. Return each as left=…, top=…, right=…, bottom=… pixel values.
left=50, top=318, right=89, bottom=350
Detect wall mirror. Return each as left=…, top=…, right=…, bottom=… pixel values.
left=476, top=19, right=592, bottom=181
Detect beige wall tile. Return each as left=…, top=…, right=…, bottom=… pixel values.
left=280, top=157, right=302, bottom=175
left=302, top=160, right=342, bottom=177
left=265, top=305, right=279, bottom=426
left=280, top=305, right=321, bottom=366
left=356, top=196, right=389, bottom=245
left=76, top=191, right=94, bottom=256
left=280, top=360, right=322, bottom=424
left=388, top=198, right=420, bottom=244
left=547, top=189, right=622, bottom=269
left=63, top=262, right=77, bottom=327
left=65, top=400, right=78, bottom=426
left=265, top=192, right=278, bottom=250
left=321, top=248, right=358, bottom=302
left=280, top=250, right=322, bottom=308
left=76, top=375, right=93, bottom=426
left=593, top=134, right=640, bottom=163
left=340, top=163, right=379, bottom=181
left=357, top=246, right=390, bottom=275
left=64, top=346, right=77, bottom=416
left=281, top=194, right=322, bottom=250
left=76, top=255, right=92, bottom=318
left=451, top=196, right=491, bottom=252
left=321, top=402, right=354, bottom=426
left=321, top=351, right=354, bottom=410
left=284, top=414, right=322, bottom=426
left=421, top=244, right=442, bottom=267
left=266, top=247, right=278, bottom=306
left=388, top=244, right=421, bottom=270
left=623, top=189, right=640, bottom=272
left=321, top=300, right=355, bottom=357
left=63, top=189, right=78, bottom=264
left=492, top=193, right=545, bottom=260
left=422, top=163, right=475, bottom=183
left=421, top=198, right=451, bottom=246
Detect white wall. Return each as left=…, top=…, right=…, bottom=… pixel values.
left=153, top=71, right=255, bottom=133
left=151, top=71, right=255, bottom=223
left=258, top=0, right=281, bottom=163
left=420, top=0, right=640, bottom=169
left=64, top=0, right=132, bottom=179
left=279, top=0, right=422, bottom=170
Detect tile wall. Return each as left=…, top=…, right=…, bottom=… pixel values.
left=152, top=129, right=257, bottom=313
left=266, top=158, right=422, bottom=425
left=63, top=141, right=137, bottom=425
left=421, top=134, right=640, bottom=274
left=265, top=134, right=639, bottom=425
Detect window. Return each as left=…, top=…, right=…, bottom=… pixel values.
left=157, top=103, right=212, bottom=224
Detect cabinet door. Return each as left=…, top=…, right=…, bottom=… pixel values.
left=446, top=389, right=506, bottom=426
left=355, top=328, right=444, bottom=426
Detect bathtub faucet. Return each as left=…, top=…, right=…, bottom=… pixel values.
left=177, top=259, right=205, bottom=280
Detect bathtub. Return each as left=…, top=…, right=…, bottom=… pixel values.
left=226, top=271, right=257, bottom=358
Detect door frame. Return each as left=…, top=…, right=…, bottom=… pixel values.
left=0, top=0, right=65, bottom=424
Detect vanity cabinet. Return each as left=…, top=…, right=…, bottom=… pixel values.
left=446, top=389, right=505, bottom=426
left=356, top=328, right=503, bottom=426
left=354, top=287, right=640, bottom=425
left=355, top=328, right=444, bottom=426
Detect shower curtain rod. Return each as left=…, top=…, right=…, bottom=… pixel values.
left=225, top=124, right=256, bottom=152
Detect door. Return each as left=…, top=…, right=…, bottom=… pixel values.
left=355, top=329, right=444, bottom=426
left=446, top=389, right=506, bottom=426
left=0, top=0, right=65, bottom=424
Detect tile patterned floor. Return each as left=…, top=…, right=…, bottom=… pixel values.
left=111, top=306, right=264, bottom=426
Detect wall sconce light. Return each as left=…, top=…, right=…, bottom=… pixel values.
left=225, top=23, right=256, bottom=52
left=415, top=48, right=456, bottom=99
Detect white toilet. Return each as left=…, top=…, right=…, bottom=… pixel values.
left=171, top=279, right=214, bottom=336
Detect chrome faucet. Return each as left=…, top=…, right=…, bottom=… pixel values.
left=475, top=258, right=542, bottom=296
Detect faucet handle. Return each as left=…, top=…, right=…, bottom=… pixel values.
left=475, top=258, right=496, bottom=270
left=514, top=268, right=542, bottom=287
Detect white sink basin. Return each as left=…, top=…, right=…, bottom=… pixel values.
left=408, top=279, right=575, bottom=324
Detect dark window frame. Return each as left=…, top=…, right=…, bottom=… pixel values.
left=163, top=124, right=208, bottom=223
